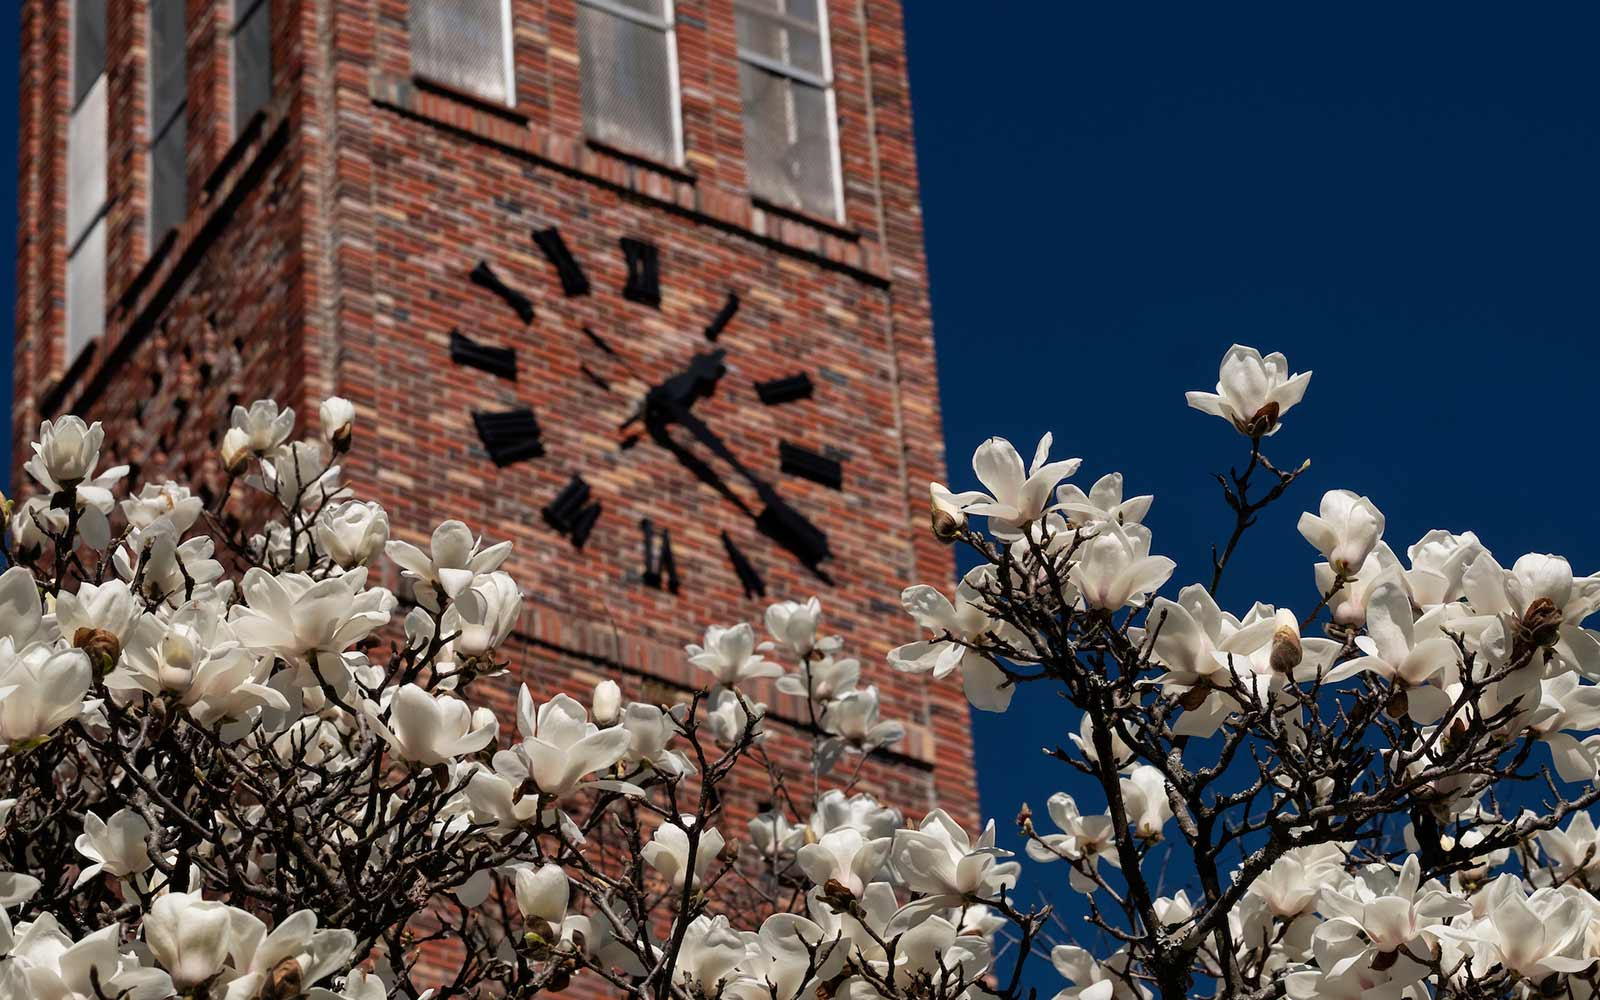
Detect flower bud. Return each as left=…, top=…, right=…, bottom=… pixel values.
left=73, top=627, right=122, bottom=679
left=717, top=838, right=740, bottom=865
left=929, top=484, right=966, bottom=542
left=592, top=679, right=622, bottom=725
left=1269, top=613, right=1302, bottom=674
left=320, top=396, right=356, bottom=453
left=261, top=957, right=305, bottom=1000
left=1242, top=400, right=1280, bottom=438
left=1521, top=597, right=1563, bottom=651
left=219, top=427, right=252, bottom=475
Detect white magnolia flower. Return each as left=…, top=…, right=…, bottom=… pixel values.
left=386, top=520, right=512, bottom=610
left=231, top=399, right=297, bottom=455
left=370, top=684, right=498, bottom=766
left=748, top=810, right=806, bottom=861
left=23, top=417, right=127, bottom=549
left=120, top=481, right=203, bottom=535
left=316, top=500, right=390, bottom=569
left=1120, top=766, right=1173, bottom=840
left=776, top=652, right=859, bottom=702
left=1403, top=530, right=1487, bottom=607
left=641, top=817, right=725, bottom=891
left=452, top=571, right=522, bottom=657
left=961, top=433, right=1081, bottom=538
left=0, top=566, right=49, bottom=649
left=890, top=569, right=1017, bottom=712
left=620, top=702, right=695, bottom=775
left=1462, top=551, right=1600, bottom=670
left=1435, top=875, right=1595, bottom=981
left=819, top=686, right=903, bottom=764
left=1069, top=525, right=1175, bottom=611
left=1299, top=489, right=1386, bottom=576
left=1249, top=843, right=1348, bottom=919
left=591, top=679, right=622, bottom=725
left=1026, top=792, right=1121, bottom=893
left=1055, top=472, right=1153, bottom=528
left=224, top=907, right=358, bottom=999
left=320, top=396, right=356, bottom=444
left=73, top=809, right=156, bottom=887
left=1324, top=579, right=1460, bottom=722
left=1315, top=856, right=1468, bottom=961
left=890, top=809, right=1020, bottom=904
left=513, top=864, right=587, bottom=951
left=142, top=892, right=241, bottom=988
left=0, top=642, right=89, bottom=746
left=229, top=567, right=395, bottom=689
left=764, top=597, right=834, bottom=658
left=704, top=688, right=765, bottom=747
left=1049, top=944, right=1147, bottom=1000
left=491, top=688, right=634, bottom=802
left=1541, top=812, right=1600, bottom=879
left=1185, top=344, right=1312, bottom=437
left=685, top=623, right=782, bottom=687
left=809, top=790, right=902, bottom=841
left=797, top=827, right=891, bottom=896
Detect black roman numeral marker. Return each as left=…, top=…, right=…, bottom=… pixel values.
left=640, top=518, right=680, bottom=593
left=543, top=474, right=602, bottom=548
left=722, top=532, right=766, bottom=599
left=473, top=408, right=544, bottom=465
left=703, top=291, right=740, bottom=341
left=755, top=373, right=813, bottom=405
left=620, top=237, right=661, bottom=308
left=778, top=442, right=843, bottom=490
left=469, top=261, right=535, bottom=324
left=450, top=329, right=517, bottom=379
left=533, top=227, right=590, bottom=297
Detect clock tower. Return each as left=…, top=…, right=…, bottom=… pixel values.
left=12, top=0, right=975, bottom=840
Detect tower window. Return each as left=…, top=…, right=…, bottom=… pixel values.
left=576, top=0, right=682, bottom=166
left=148, top=0, right=188, bottom=241
left=232, top=0, right=272, bottom=129
left=66, top=0, right=107, bottom=362
left=408, top=0, right=515, bottom=106
left=734, top=0, right=843, bottom=221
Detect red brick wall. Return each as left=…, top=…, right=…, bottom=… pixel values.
left=12, top=0, right=974, bottom=984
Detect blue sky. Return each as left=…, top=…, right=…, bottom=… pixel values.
left=904, top=0, right=1600, bottom=847
left=6, top=2, right=1600, bottom=979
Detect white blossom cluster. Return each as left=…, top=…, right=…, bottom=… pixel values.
left=4, top=343, right=1599, bottom=1000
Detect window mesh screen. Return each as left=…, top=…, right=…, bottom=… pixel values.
left=739, top=64, right=837, bottom=220
left=735, top=0, right=823, bottom=77
left=150, top=115, right=187, bottom=239
left=72, top=0, right=106, bottom=107
left=67, top=74, right=106, bottom=246
left=233, top=0, right=272, bottom=126
left=409, top=0, right=512, bottom=105
left=578, top=3, right=680, bottom=164
left=66, top=217, right=106, bottom=363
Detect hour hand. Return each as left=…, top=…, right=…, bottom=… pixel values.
left=619, top=349, right=727, bottom=431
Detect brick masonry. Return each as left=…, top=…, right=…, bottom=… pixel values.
left=12, top=0, right=976, bottom=980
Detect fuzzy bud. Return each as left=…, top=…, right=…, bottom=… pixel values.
left=1269, top=616, right=1302, bottom=675
left=73, top=627, right=121, bottom=679
left=320, top=396, right=356, bottom=453
left=260, top=958, right=304, bottom=1000
left=219, top=427, right=252, bottom=475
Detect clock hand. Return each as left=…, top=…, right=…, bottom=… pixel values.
left=619, top=349, right=727, bottom=431
left=652, top=395, right=832, bottom=575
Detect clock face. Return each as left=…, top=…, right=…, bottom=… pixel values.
left=450, top=228, right=839, bottom=599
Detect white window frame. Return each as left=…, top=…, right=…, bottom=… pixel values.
left=408, top=0, right=517, bottom=108
left=575, top=0, right=684, bottom=165
left=733, top=0, right=845, bottom=223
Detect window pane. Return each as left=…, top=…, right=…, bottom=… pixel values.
left=409, top=0, right=511, bottom=105
left=67, top=74, right=106, bottom=246
left=149, top=0, right=187, bottom=131
left=736, top=0, right=823, bottom=78
left=578, top=4, right=679, bottom=163
left=72, top=0, right=106, bottom=107
left=739, top=63, right=838, bottom=219
left=234, top=0, right=272, bottom=125
left=150, top=113, right=187, bottom=238
left=66, top=216, right=106, bottom=362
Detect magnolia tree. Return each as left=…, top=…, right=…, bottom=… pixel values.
left=0, top=346, right=1598, bottom=1000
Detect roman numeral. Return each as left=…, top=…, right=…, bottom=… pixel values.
left=755, top=372, right=813, bottom=405
left=640, top=518, right=680, bottom=593
left=472, top=409, right=544, bottom=466
left=533, top=227, right=590, bottom=297
left=449, top=329, right=517, bottom=379
left=620, top=237, right=661, bottom=308
left=703, top=291, right=740, bottom=341
left=721, top=532, right=766, bottom=599
left=778, top=441, right=843, bottom=490
left=543, top=474, right=602, bottom=548
left=469, top=261, right=535, bottom=324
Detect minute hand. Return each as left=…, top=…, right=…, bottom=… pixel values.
left=656, top=397, right=775, bottom=505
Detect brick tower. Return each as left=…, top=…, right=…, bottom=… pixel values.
left=12, top=0, right=974, bottom=874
